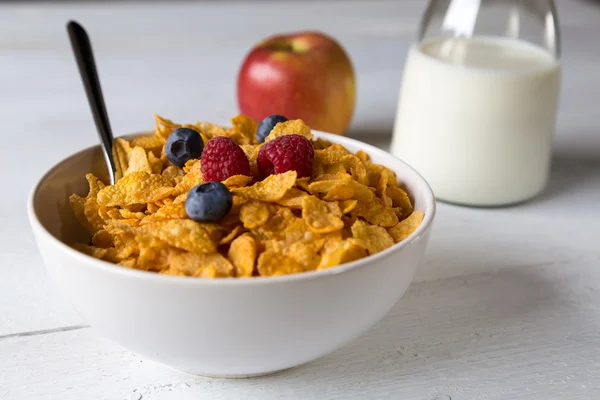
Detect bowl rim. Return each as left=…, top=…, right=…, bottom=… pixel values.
left=28, top=129, right=436, bottom=286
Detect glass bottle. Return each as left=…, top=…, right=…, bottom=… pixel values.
left=391, top=0, right=561, bottom=206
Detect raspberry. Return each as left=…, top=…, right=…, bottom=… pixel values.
left=201, top=136, right=251, bottom=181
left=257, top=134, right=314, bottom=179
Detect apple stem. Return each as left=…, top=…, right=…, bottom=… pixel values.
left=270, top=43, right=294, bottom=52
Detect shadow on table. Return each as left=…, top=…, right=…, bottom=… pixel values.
left=261, top=266, right=577, bottom=389
left=534, top=147, right=600, bottom=206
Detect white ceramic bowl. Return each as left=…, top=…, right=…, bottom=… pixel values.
left=28, top=130, right=435, bottom=378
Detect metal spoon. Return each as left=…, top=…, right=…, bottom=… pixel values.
left=67, top=20, right=120, bottom=184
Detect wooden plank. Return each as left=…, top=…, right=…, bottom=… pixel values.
left=1, top=0, right=600, bottom=397
left=1, top=261, right=599, bottom=399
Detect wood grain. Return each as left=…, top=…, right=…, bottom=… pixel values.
left=2, top=261, right=599, bottom=399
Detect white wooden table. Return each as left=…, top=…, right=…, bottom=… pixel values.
left=2, top=1, right=600, bottom=399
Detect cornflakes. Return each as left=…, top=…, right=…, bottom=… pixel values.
left=230, top=114, right=258, bottom=145
left=125, top=146, right=153, bottom=176
left=91, top=229, right=113, bottom=248
left=69, top=173, right=105, bottom=234
left=70, top=114, right=425, bottom=278
left=339, top=199, right=358, bottom=214
left=350, top=196, right=398, bottom=227
left=264, top=119, right=313, bottom=142
left=148, top=151, right=164, bottom=175
left=172, top=160, right=203, bottom=196
left=97, top=172, right=174, bottom=207
left=318, top=238, right=367, bottom=270
left=388, top=210, right=424, bottom=243
left=232, top=170, right=296, bottom=202
left=308, top=176, right=354, bottom=201
left=386, top=186, right=414, bottom=218
left=139, top=219, right=217, bottom=253
left=169, top=252, right=234, bottom=277
left=340, top=154, right=369, bottom=185
left=302, top=196, right=344, bottom=234
left=257, top=250, right=305, bottom=276
left=283, top=242, right=320, bottom=270
left=222, top=174, right=253, bottom=188
left=228, top=233, right=257, bottom=277
left=219, top=225, right=244, bottom=245
left=130, top=134, right=166, bottom=156
left=240, top=201, right=273, bottom=229
left=112, top=138, right=132, bottom=179
left=276, top=188, right=309, bottom=208
left=74, top=243, right=120, bottom=263
left=140, top=202, right=187, bottom=225
left=351, top=219, right=395, bottom=255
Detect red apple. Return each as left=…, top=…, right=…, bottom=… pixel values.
left=237, top=31, right=355, bottom=135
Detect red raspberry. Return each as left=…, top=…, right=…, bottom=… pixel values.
left=201, top=136, right=251, bottom=181
left=257, top=134, right=314, bottom=178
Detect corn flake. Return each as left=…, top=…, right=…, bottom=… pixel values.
left=388, top=210, right=424, bottom=243
left=264, top=119, right=313, bottom=142
left=91, top=229, right=113, bottom=248
left=219, top=224, right=244, bottom=245
left=131, top=134, right=166, bottom=156
left=356, top=150, right=370, bottom=165
left=228, top=233, right=257, bottom=277
left=154, top=114, right=181, bottom=139
left=222, top=174, right=253, bottom=188
left=386, top=186, right=414, bottom=218
left=69, top=173, right=105, bottom=234
left=139, top=219, right=217, bottom=253
left=140, top=202, right=187, bottom=225
left=74, top=243, right=120, bottom=263
left=118, top=257, right=138, bottom=268
left=230, top=114, right=258, bottom=145
left=257, top=250, right=305, bottom=276
left=169, top=252, right=234, bottom=277
left=137, top=244, right=177, bottom=272
left=119, top=208, right=146, bottom=220
left=124, top=146, right=153, bottom=176
left=172, top=160, right=203, bottom=196
left=339, top=199, right=358, bottom=214
left=318, top=238, right=367, bottom=270
left=351, top=219, right=394, bottom=255
left=276, top=188, right=309, bottom=208
left=148, top=151, right=163, bottom=174
left=350, top=196, right=398, bottom=227
left=232, top=170, right=296, bottom=202
left=284, top=242, right=320, bottom=271
left=313, top=137, right=333, bottom=150
left=307, top=176, right=354, bottom=201
left=302, top=196, right=344, bottom=234
left=97, top=172, right=174, bottom=207
left=341, top=154, right=369, bottom=185
left=296, top=177, right=310, bottom=191
left=239, top=201, right=273, bottom=229
left=112, top=138, right=132, bottom=179
left=193, top=121, right=228, bottom=139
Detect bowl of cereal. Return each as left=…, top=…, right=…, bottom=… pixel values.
left=28, top=115, right=435, bottom=377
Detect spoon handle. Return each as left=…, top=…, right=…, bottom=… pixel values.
left=67, top=20, right=119, bottom=184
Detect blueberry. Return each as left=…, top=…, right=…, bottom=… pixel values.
left=165, top=128, right=204, bottom=167
left=185, top=182, right=233, bottom=222
left=256, top=114, right=288, bottom=143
